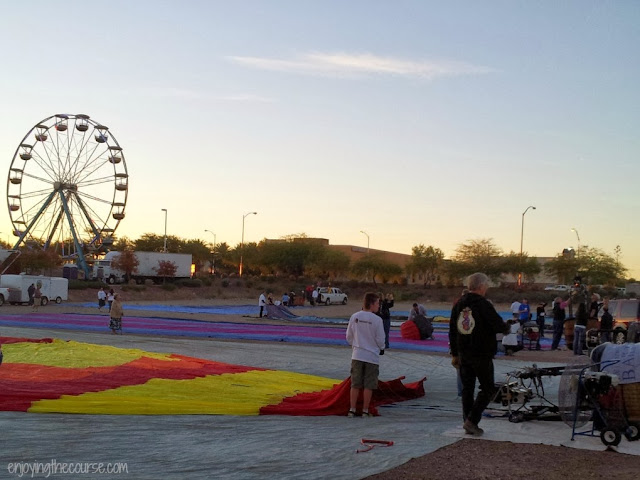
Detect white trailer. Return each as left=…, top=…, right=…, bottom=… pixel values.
left=0, top=274, right=69, bottom=306
left=91, top=251, right=192, bottom=284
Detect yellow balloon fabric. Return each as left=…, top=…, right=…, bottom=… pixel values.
left=4, top=339, right=175, bottom=368
left=29, top=370, right=339, bottom=415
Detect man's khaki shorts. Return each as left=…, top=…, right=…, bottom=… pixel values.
left=350, top=359, right=379, bottom=390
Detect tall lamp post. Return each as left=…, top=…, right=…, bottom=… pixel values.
left=204, top=229, right=216, bottom=274
left=360, top=230, right=370, bottom=253
left=571, top=228, right=581, bottom=257
left=161, top=208, right=168, bottom=253
left=239, top=211, right=257, bottom=277
left=518, top=205, right=536, bottom=286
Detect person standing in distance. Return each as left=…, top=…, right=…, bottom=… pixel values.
left=550, top=296, right=570, bottom=350
left=518, top=298, right=530, bottom=326
left=449, top=273, right=509, bottom=435
left=97, top=287, right=106, bottom=311
left=27, top=283, right=36, bottom=306
left=510, top=299, right=521, bottom=320
left=377, top=292, right=394, bottom=349
left=408, top=303, right=427, bottom=322
left=258, top=291, right=267, bottom=318
left=346, top=292, right=385, bottom=417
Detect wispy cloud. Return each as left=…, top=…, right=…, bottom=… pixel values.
left=227, top=52, right=495, bottom=79
left=144, top=87, right=275, bottom=103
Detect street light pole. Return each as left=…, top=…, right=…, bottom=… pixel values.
left=239, top=211, right=257, bottom=277
left=518, top=205, right=536, bottom=286
left=360, top=230, right=370, bottom=253
left=571, top=228, right=581, bottom=257
left=161, top=208, right=168, bottom=253
left=204, top=229, right=216, bottom=274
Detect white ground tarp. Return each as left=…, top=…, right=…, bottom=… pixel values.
left=1, top=325, right=638, bottom=479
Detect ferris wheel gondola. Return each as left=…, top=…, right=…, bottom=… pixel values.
left=6, top=113, right=128, bottom=276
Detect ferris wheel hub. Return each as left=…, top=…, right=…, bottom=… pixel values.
left=53, top=182, right=78, bottom=192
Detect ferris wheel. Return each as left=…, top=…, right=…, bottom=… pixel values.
left=7, top=114, right=128, bottom=275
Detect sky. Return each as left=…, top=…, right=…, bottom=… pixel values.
left=0, top=1, right=639, bottom=278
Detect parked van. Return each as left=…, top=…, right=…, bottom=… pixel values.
left=607, top=299, right=640, bottom=343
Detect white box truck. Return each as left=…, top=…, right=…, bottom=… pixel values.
left=91, top=251, right=192, bottom=284
left=0, top=274, right=69, bottom=306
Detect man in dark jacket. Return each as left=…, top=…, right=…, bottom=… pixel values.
left=449, top=272, right=508, bottom=436
left=551, top=296, right=570, bottom=350
left=27, top=283, right=36, bottom=306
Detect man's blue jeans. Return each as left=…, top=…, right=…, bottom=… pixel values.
left=573, top=324, right=586, bottom=355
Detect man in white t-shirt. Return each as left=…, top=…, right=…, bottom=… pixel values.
left=97, top=288, right=107, bottom=311
left=258, top=292, right=267, bottom=318
left=345, top=292, right=385, bottom=417
left=510, top=300, right=521, bottom=320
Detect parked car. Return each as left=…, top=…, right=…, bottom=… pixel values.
left=606, top=299, right=640, bottom=343
left=316, top=287, right=348, bottom=305
left=544, top=285, right=569, bottom=292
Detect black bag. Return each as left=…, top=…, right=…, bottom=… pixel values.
left=413, top=315, right=434, bottom=340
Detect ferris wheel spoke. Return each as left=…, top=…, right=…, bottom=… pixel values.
left=18, top=187, right=56, bottom=201
left=21, top=171, right=56, bottom=186
left=77, top=175, right=117, bottom=189
left=74, top=154, right=114, bottom=186
left=32, top=140, right=62, bottom=180
left=59, top=128, right=82, bottom=180
left=76, top=190, right=114, bottom=208
left=70, top=192, right=104, bottom=239
left=69, top=131, right=102, bottom=180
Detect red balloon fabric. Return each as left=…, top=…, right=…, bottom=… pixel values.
left=259, top=376, right=426, bottom=416
left=400, top=321, right=421, bottom=340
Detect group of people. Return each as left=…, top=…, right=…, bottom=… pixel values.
left=510, top=292, right=610, bottom=356
left=346, top=272, right=507, bottom=437
left=505, top=298, right=547, bottom=353
left=97, top=287, right=124, bottom=334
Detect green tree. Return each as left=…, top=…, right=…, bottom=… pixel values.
left=134, top=233, right=166, bottom=252
left=110, top=249, right=139, bottom=281
left=544, top=248, right=580, bottom=285
left=182, top=239, right=210, bottom=275
left=352, top=254, right=403, bottom=286
left=500, top=251, right=541, bottom=284
left=232, top=242, right=260, bottom=275
left=154, top=260, right=178, bottom=283
left=258, top=240, right=320, bottom=276
left=19, top=248, right=63, bottom=275
left=406, top=244, right=444, bottom=286
left=449, top=238, right=503, bottom=281
left=575, top=246, right=627, bottom=286
left=306, top=248, right=351, bottom=281
left=213, top=242, right=234, bottom=274
left=112, top=236, right=135, bottom=251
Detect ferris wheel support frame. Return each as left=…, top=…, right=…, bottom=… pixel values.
left=73, top=193, right=102, bottom=244
left=58, top=192, right=90, bottom=277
